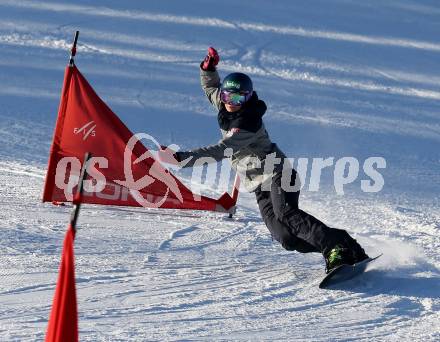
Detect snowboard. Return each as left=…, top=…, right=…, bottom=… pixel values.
left=319, top=254, right=382, bottom=289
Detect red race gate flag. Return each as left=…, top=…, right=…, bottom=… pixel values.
left=45, top=226, right=78, bottom=342
left=42, top=65, right=238, bottom=213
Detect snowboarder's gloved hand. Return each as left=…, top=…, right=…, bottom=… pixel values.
left=201, top=47, right=219, bottom=71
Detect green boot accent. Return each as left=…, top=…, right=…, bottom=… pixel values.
left=325, top=245, right=351, bottom=273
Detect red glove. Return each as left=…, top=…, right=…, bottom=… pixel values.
left=201, top=47, right=219, bottom=71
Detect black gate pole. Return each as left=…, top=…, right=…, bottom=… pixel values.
left=69, top=31, right=80, bottom=67
left=69, top=152, right=91, bottom=232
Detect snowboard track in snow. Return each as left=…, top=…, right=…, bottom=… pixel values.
left=0, top=162, right=439, bottom=341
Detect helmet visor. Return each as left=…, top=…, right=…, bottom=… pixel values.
left=220, top=90, right=251, bottom=106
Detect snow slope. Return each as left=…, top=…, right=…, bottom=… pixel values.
left=0, top=0, right=439, bottom=340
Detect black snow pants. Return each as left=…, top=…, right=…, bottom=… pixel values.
left=255, top=171, right=358, bottom=255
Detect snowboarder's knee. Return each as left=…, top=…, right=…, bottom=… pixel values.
left=275, top=233, right=298, bottom=251
left=280, top=240, right=297, bottom=251
left=276, top=232, right=318, bottom=253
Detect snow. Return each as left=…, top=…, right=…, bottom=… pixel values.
left=0, top=0, right=439, bottom=340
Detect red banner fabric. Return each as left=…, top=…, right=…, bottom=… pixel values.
left=45, top=226, right=78, bottom=342
left=42, top=66, right=236, bottom=212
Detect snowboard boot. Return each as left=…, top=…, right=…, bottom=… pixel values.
left=324, top=245, right=369, bottom=273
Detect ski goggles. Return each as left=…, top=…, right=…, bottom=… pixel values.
left=220, top=90, right=252, bottom=106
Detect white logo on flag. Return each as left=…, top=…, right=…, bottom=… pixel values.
left=74, top=121, right=96, bottom=140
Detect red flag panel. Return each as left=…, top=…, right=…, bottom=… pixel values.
left=43, top=66, right=236, bottom=212
left=45, top=226, right=78, bottom=342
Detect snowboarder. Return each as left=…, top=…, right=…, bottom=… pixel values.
left=160, top=47, right=369, bottom=273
